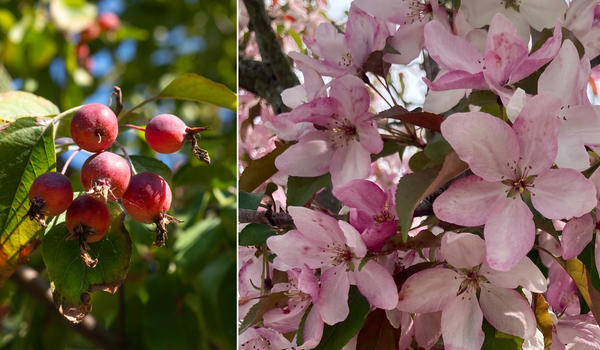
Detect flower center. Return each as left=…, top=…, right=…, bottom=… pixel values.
left=338, top=52, right=353, bottom=67
left=500, top=165, right=536, bottom=198
left=404, top=1, right=433, bottom=24
left=328, top=117, right=358, bottom=148
left=457, top=269, right=485, bottom=296
left=374, top=210, right=394, bottom=223
left=500, top=0, right=521, bottom=11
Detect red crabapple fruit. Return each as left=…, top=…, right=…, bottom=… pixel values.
left=142, top=114, right=210, bottom=163
left=81, top=151, right=131, bottom=202
left=70, top=104, right=118, bottom=152
left=27, top=172, right=73, bottom=226
left=80, top=22, right=100, bottom=42
left=66, top=194, right=111, bottom=268
left=122, top=172, right=177, bottom=246
left=98, top=12, right=120, bottom=32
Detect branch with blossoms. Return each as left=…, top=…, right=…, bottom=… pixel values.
left=239, top=0, right=600, bottom=349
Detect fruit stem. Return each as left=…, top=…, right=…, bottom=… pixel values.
left=114, top=140, right=138, bottom=175
left=110, top=86, right=123, bottom=116
left=61, top=149, right=81, bottom=175
left=51, top=105, right=84, bottom=124
left=117, top=96, right=160, bottom=121
left=123, top=124, right=146, bottom=132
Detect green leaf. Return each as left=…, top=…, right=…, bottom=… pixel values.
left=371, top=141, right=403, bottom=162
left=174, top=217, right=225, bottom=269
left=129, top=155, right=172, bottom=184
left=158, top=73, right=236, bottom=111
left=482, top=320, right=523, bottom=350
left=239, top=191, right=263, bottom=210
left=41, top=202, right=132, bottom=322
left=395, top=166, right=440, bottom=241
left=313, top=286, right=370, bottom=350
left=239, top=292, right=288, bottom=334
left=0, top=117, right=55, bottom=286
left=423, top=138, right=452, bottom=164
left=286, top=174, right=331, bottom=207
left=0, top=64, right=12, bottom=93
left=0, top=91, right=59, bottom=122
left=408, top=151, right=431, bottom=172
left=239, top=223, right=276, bottom=246
left=356, top=309, right=399, bottom=350
left=239, top=142, right=290, bottom=192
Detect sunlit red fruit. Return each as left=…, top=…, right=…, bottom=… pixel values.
left=70, top=104, right=118, bottom=152
left=122, top=172, right=172, bottom=224
left=98, top=12, right=120, bottom=32
left=28, top=172, right=73, bottom=217
left=80, top=22, right=100, bottom=42
left=66, top=195, right=110, bottom=243
left=144, top=114, right=188, bottom=153
left=81, top=151, right=131, bottom=201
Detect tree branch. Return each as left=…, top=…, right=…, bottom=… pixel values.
left=241, top=0, right=298, bottom=113
left=239, top=208, right=294, bottom=226
left=239, top=57, right=289, bottom=114
left=10, top=266, right=118, bottom=350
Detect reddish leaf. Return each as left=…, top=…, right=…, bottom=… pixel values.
left=378, top=105, right=445, bottom=132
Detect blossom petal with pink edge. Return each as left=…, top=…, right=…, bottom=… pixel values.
left=275, top=133, right=333, bottom=177
left=287, top=97, right=343, bottom=127
left=398, top=312, right=415, bottom=350
left=441, top=289, right=484, bottom=350
left=345, top=5, right=387, bottom=68
left=512, top=93, right=561, bottom=175
left=385, top=22, right=426, bottom=65
left=333, top=179, right=386, bottom=217
left=423, top=88, right=466, bottom=115
left=329, top=75, right=371, bottom=120
left=556, top=105, right=600, bottom=171
left=353, top=260, right=398, bottom=310
left=338, top=220, right=367, bottom=259
left=424, top=20, right=482, bottom=74
left=289, top=206, right=345, bottom=246
left=263, top=299, right=308, bottom=333
left=484, top=197, right=535, bottom=271
left=531, top=168, right=597, bottom=220
left=546, top=262, right=580, bottom=316
left=441, top=232, right=485, bottom=269
left=414, top=312, right=442, bottom=349
left=267, top=230, right=329, bottom=270
left=481, top=257, right=547, bottom=293
left=315, top=264, right=350, bottom=325
left=433, top=175, right=506, bottom=226
left=425, top=70, right=488, bottom=91
left=483, top=14, right=528, bottom=87
left=355, top=114, right=383, bottom=154
left=330, top=140, right=371, bottom=187
left=297, top=307, right=324, bottom=350
left=298, top=265, right=319, bottom=300
left=441, top=112, right=519, bottom=181
left=479, top=284, right=537, bottom=339
left=538, top=40, right=586, bottom=106
left=562, top=214, right=594, bottom=259
left=397, top=268, right=461, bottom=313
left=509, top=23, right=562, bottom=84
left=556, top=313, right=600, bottom=348
left=361, top=222, right=397, bottom=251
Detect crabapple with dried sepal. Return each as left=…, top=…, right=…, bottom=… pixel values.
left=66, top=194, right=111, bottom=268
left=81, top=151, right=131, bottom=202
left=27, top=172, right=73, bottom=226
left=122, top=172, right=177, bottom=247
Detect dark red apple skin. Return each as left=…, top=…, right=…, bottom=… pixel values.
left=66, top=195, right=111, bottom=243
left=98, top=12, right=120, bottom=32
left=144, top=114, right=187, bottom=153
left=28, top=172, right=73, bottom=216
left=70, top=104, right=118, bottom=152
left=81, top=151, right=131, bottom=201
left=122, top=172, right=172, bottom=224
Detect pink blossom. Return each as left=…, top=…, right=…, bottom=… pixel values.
left=333, top=179, right=397, bottom=251
left=397, top=232, right=546, bottom=349
left=433, top=94, right=597, bottom=271
left=288, top=4, right=389, bottom=78
left=546, top=262, right=581, bottom=316
left=552, top=313, right=600, bottom=349
left=460, top=0, right=566, bottom=40
left=275, top=75, right=383, bottom=187
left=424, top=13, right=562, bottom=104
left=565, top=0, right=600, bottom=59
left=266, top=206, right=398, bottom=324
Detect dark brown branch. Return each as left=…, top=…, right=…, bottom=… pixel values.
left=10, top=266, right=118, bottom=350
left=241, top=0, right=299, bottom=114
left=242, top=0, right=298, bottom=88
left=239, top=57, right=289, bottom=114
left=239, top=208, right=294, bottom=226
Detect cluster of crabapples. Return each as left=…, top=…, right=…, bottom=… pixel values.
left=26, top=103, right=207, bottom=267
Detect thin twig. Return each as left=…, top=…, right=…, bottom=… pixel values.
left=51, top=106, right=83, bottom=124
left=61, top=149, right=80, bottom=175
left=114, top=140, right=137, bottom=175
left=110, top=86, right=123, bottom=116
